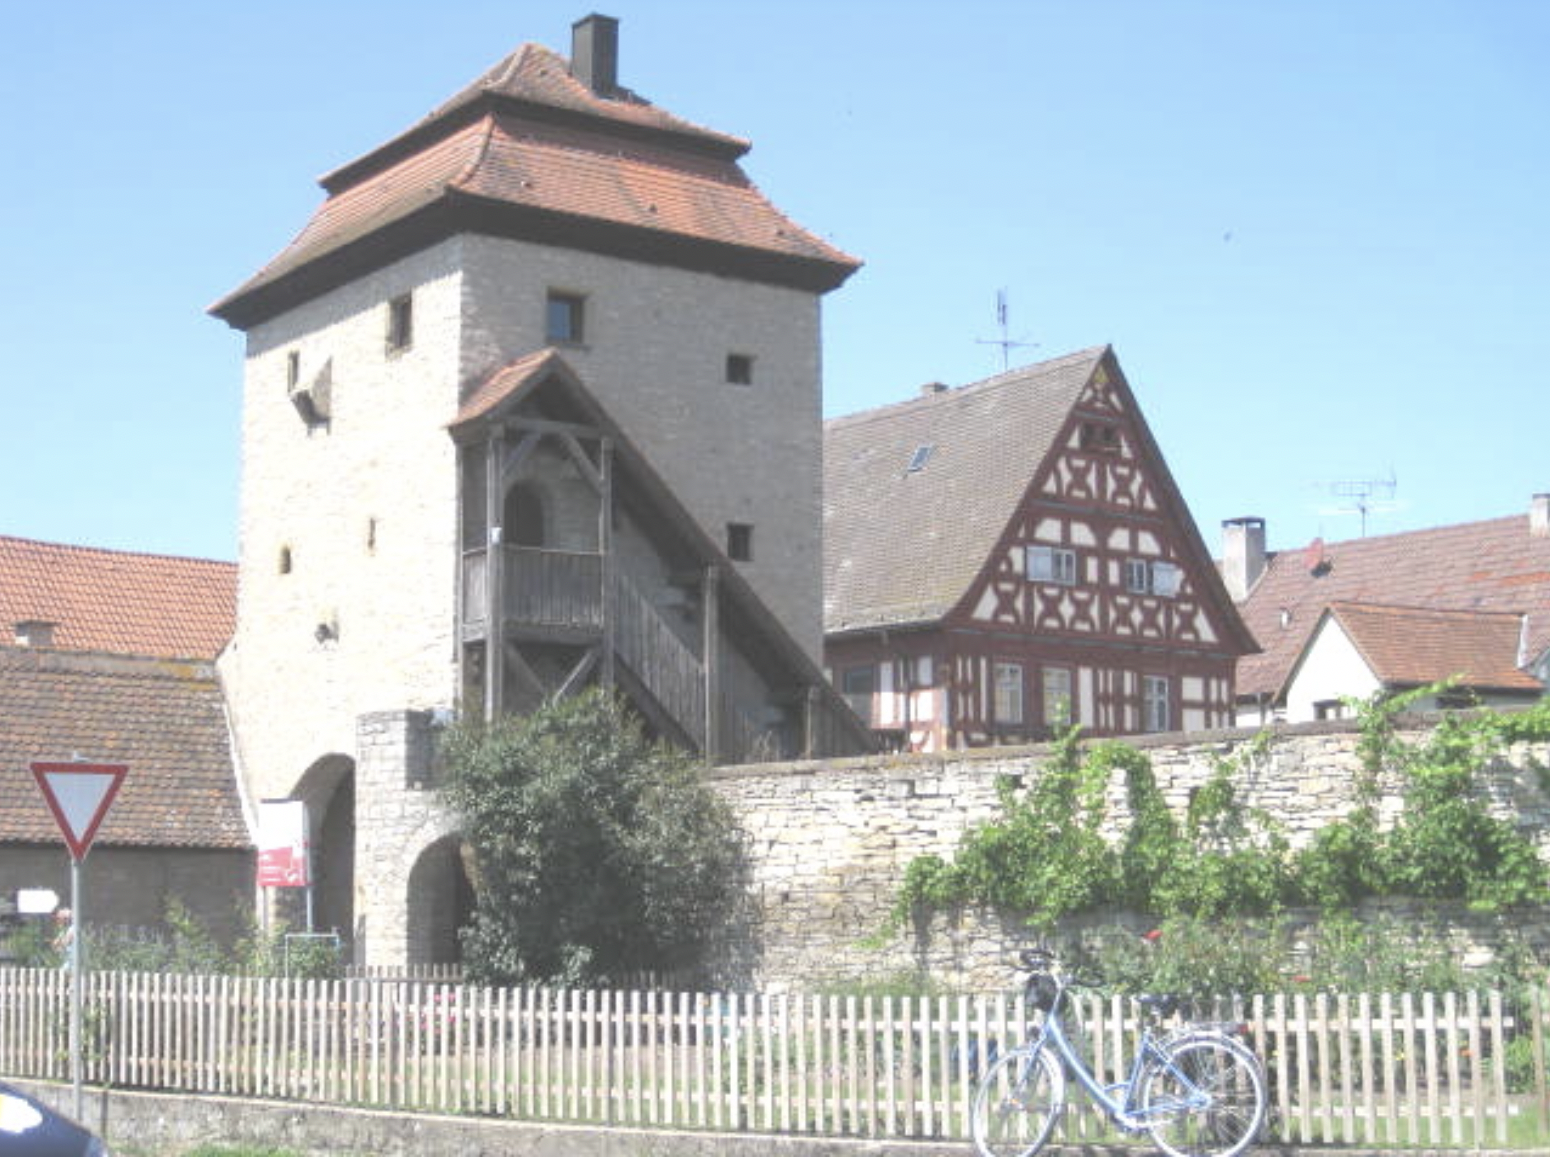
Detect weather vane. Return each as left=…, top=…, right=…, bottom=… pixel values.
left=975, top=289, right=1039, bottom=371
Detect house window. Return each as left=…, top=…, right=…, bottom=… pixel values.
left=1126, top=559, right=1182, bottom=597
left=906, top=444, right=935, bottom=474
left=841, top=665, right=875, bottom=722
left=1143, top=675, right=1171, bottom=733
left=993, top=662, right=1025, bottom=726
left=1027, top=545, right=1077, bottom=585
left=1080, top=422, right=1120, bottom=452
left=546, top=291, right=586, bottom=344
left=1313, top=699, right=1349, bottom=721
left=726, top=353, right=754, bottom=385
left=286, top=351, right=300, bottom=388
left=387, top=293, right=413, bottom=352
left=726, top=522, right=753, bottom=562
left=1042, top=666, right=1073, bottom=728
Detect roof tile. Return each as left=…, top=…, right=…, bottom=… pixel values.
left=0, top=536, right=235, bottom=660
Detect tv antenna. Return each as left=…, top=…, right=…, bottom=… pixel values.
left=1318, top=471, right=1399, bottom=537
left=975, top=289, right=1039, bottom=371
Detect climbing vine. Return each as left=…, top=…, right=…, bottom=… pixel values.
left=894, top=688, right=1550, bottom=930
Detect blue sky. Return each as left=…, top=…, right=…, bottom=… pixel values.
left=2, top=1, right=1545, bottom=564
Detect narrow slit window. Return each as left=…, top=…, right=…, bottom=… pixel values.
left=726, top=522, right=753, bottom=562
left=387, top=293, right=414, bottom=352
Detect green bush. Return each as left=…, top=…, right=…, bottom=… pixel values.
left=440, top=687, right=747, bottom=987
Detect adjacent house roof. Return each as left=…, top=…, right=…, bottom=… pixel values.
left=0, top=648, right=249, bottom=851
left=1236, top=514, right=1550, bottom=702
left=1309, top=602, right=1541, bottom=695
left=0, top=536, right=236, bottom=660
left=824, top=348, right=1106, bottom=634
left=211, top=39, right=859, bottom=328
left=823, top=346, right=1254, bottom=655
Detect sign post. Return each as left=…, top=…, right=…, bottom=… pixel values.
left=30, top=761, right=127, bottom=1119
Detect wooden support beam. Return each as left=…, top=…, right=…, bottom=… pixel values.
left=702, top=564, right=721, bottom=764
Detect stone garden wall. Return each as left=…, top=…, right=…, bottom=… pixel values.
left=707, top=716, right=1550, bottom=991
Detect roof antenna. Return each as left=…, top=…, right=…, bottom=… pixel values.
left=1318, top=471, right=1400, bottom=537
left=975, top=289, right=1038, bottom=371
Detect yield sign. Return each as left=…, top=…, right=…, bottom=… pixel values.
left=30, top=762, right=127, bottom=862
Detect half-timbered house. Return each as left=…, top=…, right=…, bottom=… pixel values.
left=824, top=346, right=1257, bottom=751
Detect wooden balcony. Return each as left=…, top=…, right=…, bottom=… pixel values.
left=461, top=546, right=604, bottom=641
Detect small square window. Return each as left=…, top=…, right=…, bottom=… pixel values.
left=726, top=353, right=754, bottom=385
left=726, top=522, right=753, bottom=562
left=387, top=293, right=413, bottom=352
left=546, top=292, right=586, bottom=344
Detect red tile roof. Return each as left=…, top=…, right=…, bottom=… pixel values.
left=1323, top=602, right=1541, bottom=693
left=0, top=648, right=249, bottom=850
left=0, top=536, right=235, bottom=660
left=1237, top=515, right=1550, bottom=699
left=213, top=41, right=859, bottom=327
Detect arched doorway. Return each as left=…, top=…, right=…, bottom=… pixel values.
left=405, top=834, right=475, bottom=966
left=285, top=754, right=355, bottom=954
left=504, top=480, right=547, bottom=547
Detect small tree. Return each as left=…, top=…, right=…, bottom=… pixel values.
left=440, top=687, right=748, bottom=987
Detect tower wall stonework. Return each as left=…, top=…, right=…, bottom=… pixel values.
left=222, top=241, right=468, bottom=807
left=353, top=710, right=458, bottom=967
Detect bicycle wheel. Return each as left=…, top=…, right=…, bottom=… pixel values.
left=970, top=1044, right=1064, bottom=1158
left=1141, top=1035, right=1266, bottom=1158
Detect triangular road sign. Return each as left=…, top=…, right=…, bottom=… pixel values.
left=30, top=762, right=127, bottom=862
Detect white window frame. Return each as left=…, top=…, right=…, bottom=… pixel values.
left=1126, top=558, right=1182, bottom=597
left=993, top=661, right=1025, bottom=726
left=1143, top=675, right=1171, bottom=733
left=1027, top=545, right=1077, bottom=585
left=1042, top=666, right=1073, bottom=728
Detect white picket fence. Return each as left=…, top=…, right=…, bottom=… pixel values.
left=0, top=967, right=1533, bottom=1147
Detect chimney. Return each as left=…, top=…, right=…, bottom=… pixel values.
left=14, top=620, right=56, bottom=648
left=1221, top=517, right=1267, bottom=602
left=919, top=382, right=950, bottom=397
left=1531, top=493, right=1550, bottom=538
left=571, top=14, right=620, bottom=97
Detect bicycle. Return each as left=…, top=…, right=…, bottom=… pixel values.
left=971, top=948, right=1267, bottom=1158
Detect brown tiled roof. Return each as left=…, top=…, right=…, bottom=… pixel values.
left=0, top=648, right=249, bottom=850
left=212, top=42, right=859, bottom=327
left=0, top=536, right=235, bottom=660
left=824, top=348, right=1108, bottom=634
left=1236, top=516, right=1550, bottom=699
left=1320, top=602, right=1540, bottom=693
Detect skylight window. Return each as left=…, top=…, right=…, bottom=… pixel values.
left=906, top=444, right=935, bottom=473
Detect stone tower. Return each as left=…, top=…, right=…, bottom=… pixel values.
left=210, top=16, right=862, bottom=965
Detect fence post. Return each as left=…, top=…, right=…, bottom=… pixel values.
left=1534, top=984, right=1549, bottom=1137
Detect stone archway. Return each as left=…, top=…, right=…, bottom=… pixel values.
left=405, top=833, right=475, bottom=966
left=285, top=754, right=355, bottom=952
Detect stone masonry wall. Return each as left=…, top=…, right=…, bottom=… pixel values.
left=707, top=717, right=1550, bottom=992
